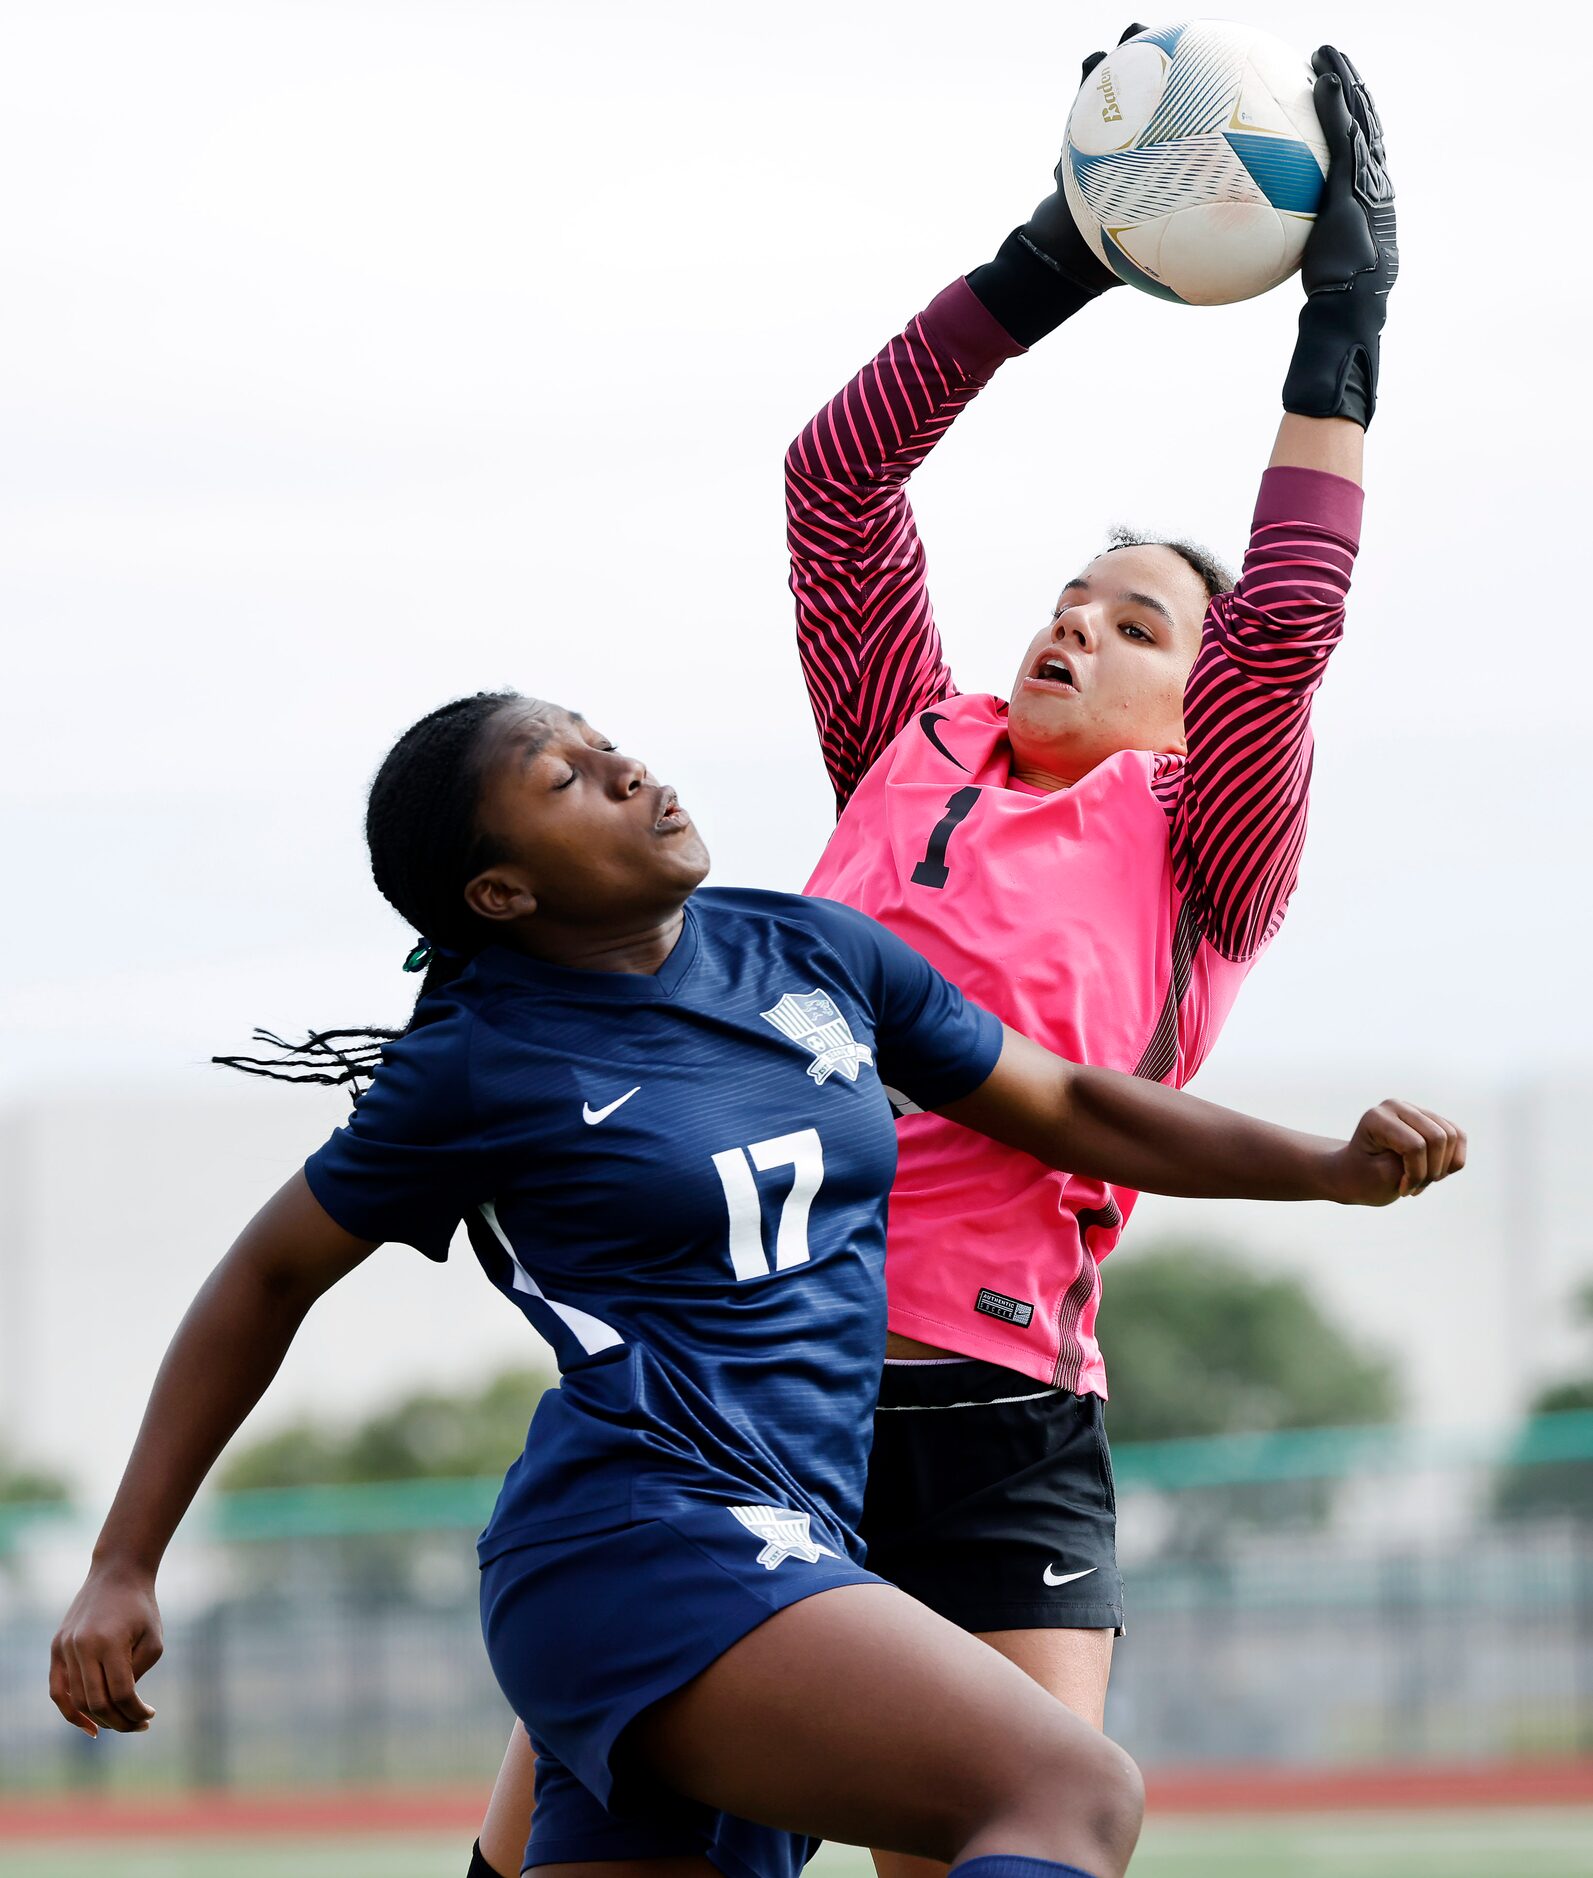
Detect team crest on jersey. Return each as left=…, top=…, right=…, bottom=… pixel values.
left=761, top=989, right=875, bottom=1085
left=729, top=1503, right=838, bottom=1571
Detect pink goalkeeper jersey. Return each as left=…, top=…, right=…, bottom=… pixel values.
left=792, top=278, right=1363, bottom=1396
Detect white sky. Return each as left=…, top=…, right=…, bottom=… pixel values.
left=3, top=0, right=1592, bottom=1499
left=2, top=0, right=1589, bottom=1091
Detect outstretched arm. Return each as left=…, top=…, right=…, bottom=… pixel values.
left=788, top=36, right=1134, bottom=814
left=49, top=1174, right=377, bottom=1737
left=1164, top=452, right=1361, bottom=962
left=1162, top=48, right=1396, bottom=963
left=785, top=291, right=998, bottom=811
left=942, top=1025, right=1463, bottom=1207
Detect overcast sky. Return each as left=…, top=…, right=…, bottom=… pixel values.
left=3, top=0, right=1588, bottom=1094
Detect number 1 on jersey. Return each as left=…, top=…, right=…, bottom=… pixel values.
left=911, top=786, right=980, bottom=890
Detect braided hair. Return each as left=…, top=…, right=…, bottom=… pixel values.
left=215, top=690, right=523, bottom=1093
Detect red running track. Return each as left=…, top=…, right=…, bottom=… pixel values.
left=4, top=1762, right=1593, bottom=1840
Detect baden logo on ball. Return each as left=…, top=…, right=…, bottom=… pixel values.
left=1063, top=20, right=1330, bottom=306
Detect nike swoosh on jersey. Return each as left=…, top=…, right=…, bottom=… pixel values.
left=1042, top=1564, right=1098, bottom=1587
left=582, top=1087, right=641, bottom=1125
left=918, top=710, right=969, bottom=772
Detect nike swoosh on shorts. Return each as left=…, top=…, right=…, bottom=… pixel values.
left=583, top=1087, right=641, bottom=1125
left=1042, top=1564, right=1098, bottom=1587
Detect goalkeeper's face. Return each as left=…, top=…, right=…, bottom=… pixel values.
left=1006, top=543, right=1208, bottom=788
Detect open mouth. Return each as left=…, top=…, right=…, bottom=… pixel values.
left=654, top=787, right=691, bottom=833
left=1028, top=654, right=1078, bottom=691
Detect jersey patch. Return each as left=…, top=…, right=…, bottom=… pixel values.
left=975, top=1287, right=1034, bottom=1329
left=729, top=1503, right=840, bottom=1570
left=761, top=989, right=875, bottom=1085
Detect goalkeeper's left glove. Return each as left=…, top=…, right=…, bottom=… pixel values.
left=1281, top=46, right=1399, bottom=429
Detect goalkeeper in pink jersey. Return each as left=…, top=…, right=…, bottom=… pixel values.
left=790, top=28, right=1398, bottom=1812
left=467, top=33, right=1399, bottom=1878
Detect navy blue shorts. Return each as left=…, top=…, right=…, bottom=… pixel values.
left=479, top=1500, right=882, bottom=1878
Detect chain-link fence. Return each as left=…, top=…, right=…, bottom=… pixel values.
left=7, top=1413, right=1592, bottom=1797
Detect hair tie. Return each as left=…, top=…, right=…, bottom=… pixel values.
left=402, top=941, right=433, bottom=974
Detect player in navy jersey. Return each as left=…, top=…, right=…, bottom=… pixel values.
left=51, top=691, right=1461, bottom=1878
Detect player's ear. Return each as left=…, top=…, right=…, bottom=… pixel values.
left=464, top=866, right=537, bottom=925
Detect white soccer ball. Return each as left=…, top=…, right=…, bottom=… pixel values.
left=1063, top=20, right=1328, bottom=306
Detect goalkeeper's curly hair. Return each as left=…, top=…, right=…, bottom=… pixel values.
left=1106, top=527, right=1234, bottom=602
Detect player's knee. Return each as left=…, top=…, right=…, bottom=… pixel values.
left=1075, top=1734, right=1143, bottom=1867
left=1015, top=1728, right=1143, bottom=1873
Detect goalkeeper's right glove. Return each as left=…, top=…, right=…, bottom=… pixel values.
left=967, top=25, right=1146, bottom=346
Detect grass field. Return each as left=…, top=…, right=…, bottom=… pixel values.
left=5, top=1814, right=1593, bottom=1878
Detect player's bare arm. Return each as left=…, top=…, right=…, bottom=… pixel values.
left=48, top=1174, right=376, bottom=1738
left=1270, top=412, right=1364, bottom=483
left=941, top=1026, right=1464, bottom=1209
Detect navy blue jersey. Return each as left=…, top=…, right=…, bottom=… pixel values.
left=305, top=888, right=1002, bottom=1562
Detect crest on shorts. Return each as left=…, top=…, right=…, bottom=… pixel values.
left=729, top=1503, right=839, bottom=1571
left=760, top=989, right=874, bottom=1085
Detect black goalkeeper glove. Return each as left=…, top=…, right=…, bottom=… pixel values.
left=967, top=24, right=1146, bottom=346
left=1282, top=46, right=1399, bottom=429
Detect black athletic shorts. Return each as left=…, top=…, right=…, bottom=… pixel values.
left=859, top=1356, right=1124, bottom=1635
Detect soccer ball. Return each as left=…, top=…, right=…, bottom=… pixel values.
left=1062, top=20, right=1328, bottom=306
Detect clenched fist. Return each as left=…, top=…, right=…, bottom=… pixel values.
left=49, top=1561, right=163, bottom=1737
left=1327, top=1100, right=1466, bottom=1206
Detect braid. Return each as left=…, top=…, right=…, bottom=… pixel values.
left=212, top=1027, right=399, bottom=1089
left=215, top=691, right=524, bottom=1096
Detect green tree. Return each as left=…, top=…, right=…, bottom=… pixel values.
left=0, top=1439, right=70, bottom=1505
left=1495, top=1281, right=1593, bottom=1522
left=0, top=1441, right=70, bottom=1579
left=217, top=1367, right=554, bottom=1603
left=1102, top=1241, right=1401, bottom=1443
left=1098, top=1243, right=1402, bottom=1554
left=219, top=1365, right=551, bottom=1490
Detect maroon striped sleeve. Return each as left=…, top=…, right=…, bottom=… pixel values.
left=1160, top=465, right=1364, bottom=962
left=786, top=279, right=1024, bottom=812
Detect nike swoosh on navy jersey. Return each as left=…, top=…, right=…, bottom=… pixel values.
left=918, top=710, right=969, bottom=772
left=583, top=1087, right=641, bottom=1125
